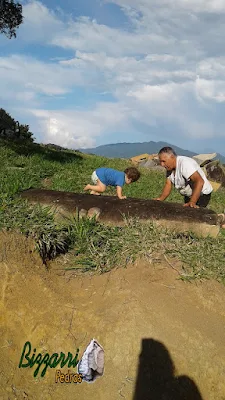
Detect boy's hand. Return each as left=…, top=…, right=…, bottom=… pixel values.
left=116, top=186, right=126, bottom=199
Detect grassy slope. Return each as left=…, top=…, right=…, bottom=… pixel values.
left=0, top=139, right=225, bottom=282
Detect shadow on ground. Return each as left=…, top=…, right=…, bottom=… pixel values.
left=133, top=338, right=203, bottom=400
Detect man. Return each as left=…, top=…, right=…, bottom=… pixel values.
left=155, top=147, right=213, bottom=208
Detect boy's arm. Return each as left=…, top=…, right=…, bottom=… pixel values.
left=116, top=186, right=126, bottom=199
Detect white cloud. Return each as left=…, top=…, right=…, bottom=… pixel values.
left=127, top=82, right=188, bottom=102
left=198, top=58, right=225, bottom=79
left=52, top=17, right=174, bottom=57
left=17, top=0, right=64, bottom=42
left=106, top=0, right=225, bottom=14
left=196, top=78, right=225, bottom=103
left=1, top=0, right=225, bottom=148
left=0, top=53, right=104, bottom=101
left=195, top=58, right=225, bottom=102
left=61, top=50, right=195, bottom=100
left=30, top=102, right=130, bottom=148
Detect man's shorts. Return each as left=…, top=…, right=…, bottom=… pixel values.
left=91, top=170, right=99, bottom=185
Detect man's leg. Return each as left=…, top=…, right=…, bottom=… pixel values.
left=184, top=196, right=190, bottom=204
left=184, top=194, right=211, bottom=208
left=196, top=193, right=211, bottom=208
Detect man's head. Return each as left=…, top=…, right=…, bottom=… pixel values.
left=124, top=167, right=141, bottom=184
left=158, top=147, right=177, bottom=171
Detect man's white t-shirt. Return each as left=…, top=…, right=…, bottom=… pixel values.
left=167, top=156, right=213, bottom=197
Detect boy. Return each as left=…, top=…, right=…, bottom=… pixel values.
left=84, top=167, right=140, bottom=199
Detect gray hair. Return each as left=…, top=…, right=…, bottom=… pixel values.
left=158, top=146, right=177, bottom=156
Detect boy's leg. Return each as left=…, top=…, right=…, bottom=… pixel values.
left=84, top=180, right=106, bottom=194
left=90, top=190, right=101, bottom=195
left=84, top=170, right=106, bottom=194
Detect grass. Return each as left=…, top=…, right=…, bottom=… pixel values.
left=0, top=137, right=225, bottom=282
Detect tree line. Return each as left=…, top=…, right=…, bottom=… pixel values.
left=0, top=108, right=34, bottom=142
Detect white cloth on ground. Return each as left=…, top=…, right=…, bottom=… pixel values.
left=77, top=339, right=104, bottom=382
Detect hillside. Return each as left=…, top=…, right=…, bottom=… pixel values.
left=0, top=137, right=225, bottom=275
left=1, top=138, right=225, bottom=400
left=80, top=141, right=225, bottom=163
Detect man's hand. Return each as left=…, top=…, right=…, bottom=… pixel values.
left=183, top=202, right=199, bottom=208
left=153, top=179, right=172, bottom=202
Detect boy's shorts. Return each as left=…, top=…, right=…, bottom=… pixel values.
left=91, top=170, right=99, bottom=184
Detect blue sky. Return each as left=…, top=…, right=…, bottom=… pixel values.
left=1, top=0, right=225, bottom=154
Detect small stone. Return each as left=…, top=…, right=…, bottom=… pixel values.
left=217, top=213, right=225, bottom=226
left=79, top=209, right=87, bottom=218
left=87, top=207, right=101, bottom=220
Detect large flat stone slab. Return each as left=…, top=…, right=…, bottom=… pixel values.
left=20, top=189, right=221, bottom=237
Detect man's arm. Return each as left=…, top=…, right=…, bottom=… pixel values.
left=155, top=178, right=172, bottom=201
left=116, top=186, right=126, bottom=199
left=183, top=171, right=204, bottom=207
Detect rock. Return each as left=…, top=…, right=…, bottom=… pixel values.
left=87, top=207, right=101, bottom=220
left=205, top=161, right=225, bottom=188
left=79, top=209, right=88, bottom=219
left=140, top=159, right=165, bottom=172
left=20, top=189, right=221, bottom=238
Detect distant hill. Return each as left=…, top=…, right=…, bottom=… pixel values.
left=80, top=141, right=225, bottom=164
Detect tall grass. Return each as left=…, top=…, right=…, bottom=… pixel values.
left=0, top=138, right=225, bottom=282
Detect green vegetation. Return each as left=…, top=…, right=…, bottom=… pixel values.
left=0, top=137, right=225, bottom=283
left=0, top=108, right=34, bottom=142
left=0, top=1, right=23, bottom=39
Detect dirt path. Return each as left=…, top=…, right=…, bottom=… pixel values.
left=0, top=232, right=225, bottom=400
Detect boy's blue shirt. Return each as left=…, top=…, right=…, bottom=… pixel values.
left=96, top=168, right=125, bottom=187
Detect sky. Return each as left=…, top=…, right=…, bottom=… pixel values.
left=1, top=0, right=225, bottom=154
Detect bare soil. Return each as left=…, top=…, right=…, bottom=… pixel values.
left=0, top=231, right=225, bottom=400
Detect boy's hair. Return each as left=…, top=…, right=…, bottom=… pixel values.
left=124, top=167, right=141, bottom=182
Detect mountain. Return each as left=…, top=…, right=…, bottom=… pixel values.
left=80, top=140, right=225, bottom=163
left=80, top=141, right=196, bottom=158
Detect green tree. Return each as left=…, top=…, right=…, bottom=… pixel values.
left=0, top=108, right=15, bottom=132
left=18, top=124, right=34, bottom=141
left=0, top=108, right=34, bottom=142
left=0, top=0, right=23, bottom=39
